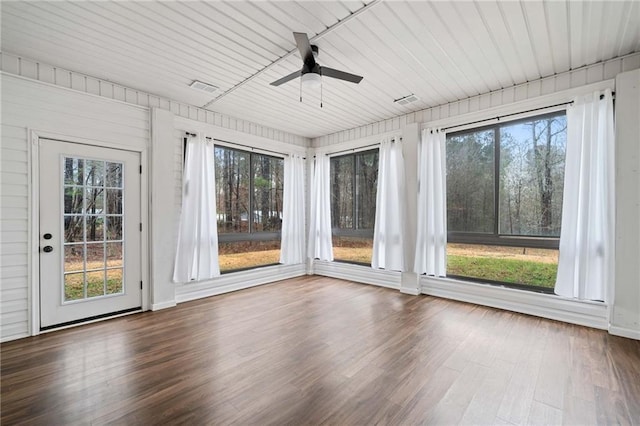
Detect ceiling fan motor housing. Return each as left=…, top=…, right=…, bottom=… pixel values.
left=303, top=46, right=320, bottom=75
left=270, top=32, right=363, bottom=86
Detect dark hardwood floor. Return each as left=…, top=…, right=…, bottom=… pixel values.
left=2, top=276, right=639, bottom=425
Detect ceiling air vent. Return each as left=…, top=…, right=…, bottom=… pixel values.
left=190, top=80, right=219, bottom=94
left=394, top=94, right=419, bottom=106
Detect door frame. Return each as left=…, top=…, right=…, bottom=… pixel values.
left=29, top=129, right=150, bottom=336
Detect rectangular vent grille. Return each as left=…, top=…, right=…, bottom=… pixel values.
left=190, top=80, right=219, bottom=94
left=394, top=94, right=419, bottom=105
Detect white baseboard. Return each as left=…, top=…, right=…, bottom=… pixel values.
left=422, top=276, right=608, bottom=330
left=1, top=333, right=29, bottom=343
left=609, top=325, right=640, bottom=340
left=151, top=301, right=177, bottom=311
left=175, top=264, right=306, bottom=303
left=313, top=260, right=401, bottom=290
left=400, top=287, right=421, bottom=295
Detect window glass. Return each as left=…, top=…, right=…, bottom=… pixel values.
left=499, top=115, right=566, bottom=236
left=330, top=155, right=354, bottom=229
left=252, top=154, right=283, bottom=233
left=215, top=147, right=249, bottom=233
left=356, top=151, right=378, bottom=229
left=330, top=149, right=379, bottom=265
left=446, top=129, right=495, bottom=233
left=213, top=145, right=283, bottom=272
left=445, top=111, right=566, bottom=290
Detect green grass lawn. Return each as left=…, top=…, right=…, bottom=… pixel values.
left=65, top=277, right=123, bottom=300
left=62, top=246, right=557, bottom=292
left=328, top=243, right=558, bottom=289
left=219, top=250, right=280, bottom=272
left=447, top=255, right=557, bottom=288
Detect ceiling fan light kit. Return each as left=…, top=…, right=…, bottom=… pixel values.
left=301, top=72, right=322, bottom=89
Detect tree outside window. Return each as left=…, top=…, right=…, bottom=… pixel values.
left=330, top=150, right=379, bottom=265
left=446, top=112, right=567, bottom=290
left=213, top=146, right=284, bottom=272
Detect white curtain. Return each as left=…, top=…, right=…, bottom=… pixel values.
left=555, top=89, right=615, bottom=301
left=173, top=135, right=220, bottom=282
left=307, top=155, right=333, bottom=261
left=372, top=137, right=405, bottom=270
left=414, top=129, right=447, bottom=276
left=280, top=154, right=306, bottom=264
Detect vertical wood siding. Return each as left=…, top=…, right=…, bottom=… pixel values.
left=0, top=51, right=310, bottom=148
left=0, top=74, right=150, bottom=341
left=0, top=53, right=309, bottom=341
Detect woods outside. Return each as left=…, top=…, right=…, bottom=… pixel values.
left=226, top=114, right=566, bottom=287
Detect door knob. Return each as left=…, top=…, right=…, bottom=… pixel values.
left=42, top=246, right=53, bottom=253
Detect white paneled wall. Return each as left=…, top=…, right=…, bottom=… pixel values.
left=313, top=52, right=640, bottom=147
left=0, top=52, right=310, bottom=148
left=0, top=74, right=150, bottom=342
left=1, top=124, right=30, bottom=341
left=0, top=55, right=310, bottom=341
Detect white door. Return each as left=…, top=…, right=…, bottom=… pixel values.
left=39, top=139, right=142, bottom=328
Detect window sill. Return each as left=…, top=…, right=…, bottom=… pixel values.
left=220, top=262, right=281, bottom=275
left=313, top=260, right=401, bottom=290
left=421, top=275, right=607, bottom=330
left=332, top=259, right=372, bottom=267
left=445, top=274, right=555, bottom=295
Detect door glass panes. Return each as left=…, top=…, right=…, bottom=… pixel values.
left=63, top=156, right=125, bottom=302
left=446, top=129, right=495, bottom=233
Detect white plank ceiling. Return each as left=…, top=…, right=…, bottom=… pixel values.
left=2, top=1, right=639, bottom=138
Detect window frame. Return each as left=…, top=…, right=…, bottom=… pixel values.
left=446, top=110, right=566, bottom=250
left=329, top=148, right=379, bottom=267
left=213, top=144, right=284, bottom=243
left=329, top=148, right=379, bottom=239
left=183, top=138, right=284, bottom=244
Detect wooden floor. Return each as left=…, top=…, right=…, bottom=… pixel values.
left=2, top=276, right=639, bottom=425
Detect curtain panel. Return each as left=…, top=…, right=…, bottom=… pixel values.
left=280, top=155, right=306, bottom=264
left=307, top=155, right=333, bottom=261
left=414, top=128, right=447, bottom=276
left=555, top=89, right=615, bottom=301
left=372, top=137, right=405, bottom=271
left=173, top=135, right=220, bottom=282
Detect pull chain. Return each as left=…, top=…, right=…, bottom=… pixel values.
left=320, top=76, right=323, bottom=108
left=299, top=77, right=302, bottom=103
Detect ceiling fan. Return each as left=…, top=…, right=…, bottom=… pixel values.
left=270, top=32, right=364, bottom=88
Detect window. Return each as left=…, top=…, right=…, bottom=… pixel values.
left=446, top=111, right=567, bottom=290
left=214, top=145, right=284, bottom=272
left=330, top=150, right=379, bottom=264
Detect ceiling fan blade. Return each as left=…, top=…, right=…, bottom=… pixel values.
left=320, top=66, right=363, bottom=84
left=270, top=69, right=302, bottom=86
left=293, top=32, right=316, bottom=67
